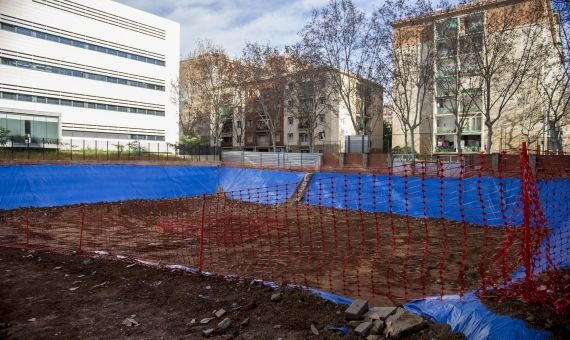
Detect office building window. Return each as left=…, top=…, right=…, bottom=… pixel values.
left=287, top=133, right=293, bottom=141
left=1, top=22, right=165, bottom=66
left=0, top=91, right=165, bottom=116
left=288, top=116, right=294, bottom=124
left=1, top=57, right=165, bottom=92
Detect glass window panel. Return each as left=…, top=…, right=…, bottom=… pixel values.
left=36, top=32, right=47, bottom=39
left=96, top=103, right=106, bottom=110
left=463, top=13, right=484, bottom=34
left=118, top=106, right=128, bottom=112
left=47, top=97, right=59, bottom=105
left=18, top=94, right=33, bottom=102
left=72, top=40, right=85, bottom=48
left=46, top=121, right=58, bottom=139
left=60, top=37, right=72, bottom=45
left=1, top=23, right=16, bottom=32
left=107, top=105, right=117, bottom=111
left=72, top=101, right=85, bottom=107
left=2, top=92, right=17, bottom=100
left=47, top=34, right=59, bottom=42
left=35, top=96, right=47, bottom=103
left=60, top=99, right=72, bottom=106
left=16, top=27, right=32, bottom=36
left=6, top=118, right=21, bottom=135
left=87, top=103, right=96, bottom=109
left=32, top=120, right=47, bottom=139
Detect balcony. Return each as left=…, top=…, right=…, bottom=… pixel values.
left=435, top=145, right=456, bottom=153
left=436, top=127, right=456, bottom=134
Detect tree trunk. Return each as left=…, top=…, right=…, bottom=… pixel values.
left=456, top=129, right=463, bottom=154
left=409, top=128, right=416, bottom=163
left=271, top=131, right=276, bottom=152
left=485, top=122, right=493, bottom=154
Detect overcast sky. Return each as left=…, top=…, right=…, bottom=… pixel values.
left=115, top=0, right=377, bottom=58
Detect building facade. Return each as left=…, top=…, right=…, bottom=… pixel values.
left=179, top=63, right=384, bottom=153
left=391, top=0, right=564, bottom=154
left=0, top=0, right=180, bottom=150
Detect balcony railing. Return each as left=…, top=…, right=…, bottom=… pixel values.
left=435, top=145, right=456, bottom=153
left=437, top=127, right=456, bottom=134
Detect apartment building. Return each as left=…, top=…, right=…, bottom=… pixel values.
left=282, top=72, right=383, bottom=153
left=0, top=0, right=180, bottom=148
left=391, top=0, right=564, bottom=154
left=179, top=62, right=384, bottom=153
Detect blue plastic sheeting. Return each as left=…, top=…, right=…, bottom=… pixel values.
left=0, top=165, right=305, bottom=210
left=306, top=173, right=523, bottom=227
left=219, top=167, right=305, bottom=204
left=0, top=165, right=219, bottom=210
left=306, top=287, right=353, bottom=306
left=511, top=178, right=570, bottom=277
left=404, top=292, right=552, bottom=340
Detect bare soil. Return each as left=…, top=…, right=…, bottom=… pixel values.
left=481, top=269, right=570, bottom=340
left=0, top=196, right=522, bottom=306
left=0, top=247, right=465, bottom=339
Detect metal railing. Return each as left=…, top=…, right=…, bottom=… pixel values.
left=222, top=150, right=322, bottom=170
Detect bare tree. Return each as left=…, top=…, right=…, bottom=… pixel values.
left=239, top=43, right=288, bottom=152
left=373, top=0, right=436, bottom=160
left=175, top=40, right=241, bottom=148
left=458, top=0, right=546, bottom=153
left=536, top=0, right=570, bottom=153
left=299, top=0, right=382, bottom=145
left=283, top=48, right=337, bottom=152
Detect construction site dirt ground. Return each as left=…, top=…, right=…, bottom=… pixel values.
left=0, top=196, right=522, bottom=306
left=0, top=247, right=467, bottom=339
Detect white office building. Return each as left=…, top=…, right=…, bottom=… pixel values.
left=0, top=0, right=180, bottom=150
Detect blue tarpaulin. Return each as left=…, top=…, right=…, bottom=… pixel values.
left=0, top=165, right=305, bottom=210
left=305, top=173, right=523, bottom=227
left=404, top=293, right=552, bottom=340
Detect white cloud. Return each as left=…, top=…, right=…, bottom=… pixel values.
left=115, top=0, right=376, bottom=57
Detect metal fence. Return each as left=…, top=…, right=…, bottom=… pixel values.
left=0, top=137, right=219, bottom=162
left=222, top=151, right=322, bottom=170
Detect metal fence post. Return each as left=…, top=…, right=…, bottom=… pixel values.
left=77, top=206, right=85, bottom=254
left=198, top=194, right=206, bottom=273
left=520, top=142, right=532, bottom=300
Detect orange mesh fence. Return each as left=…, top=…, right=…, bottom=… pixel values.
left=0, top=146, right=568, bottom=314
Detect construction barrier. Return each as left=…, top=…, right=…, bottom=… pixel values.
left=0, top=144, right=568, bottom=316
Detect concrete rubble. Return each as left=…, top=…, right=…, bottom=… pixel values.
left=343, top=300, right=432, bottom=339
